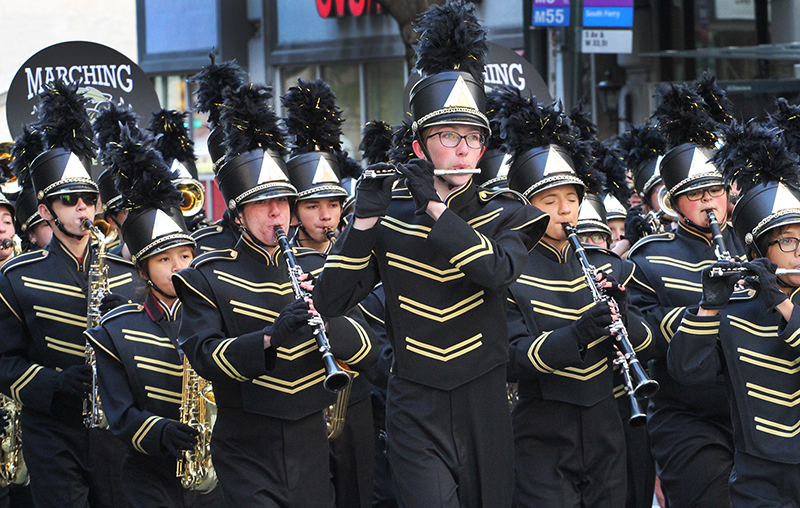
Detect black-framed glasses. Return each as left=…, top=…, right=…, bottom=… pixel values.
left=768, top=237, right=800, bottom=253
left=53, top=193, right=98, bottom=207
left=684, top=185, right=725, bottom=201
left=579, top=232, right=610, bottom=245
left=426, top=131, right=485, bottom=149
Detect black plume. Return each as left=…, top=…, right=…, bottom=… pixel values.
left=94, top=103, right=141, bottom=167
left=569, top=100, right=598, bottom=141
left=388, top=121, right=416, bottom=165
left=187, top=53, right=248, bottom=130
left=220, top=84, right=286, bottom=159
left=614, top=122, right=667, bottom=172
left=767, top=97, right=800, bottom=156
left=10, top=125, right=45, bottom=186
left=336, top=150, right=363, bottom=180
left=147, top=109, right=195, bottom=164
left=712, top=119, right=800, bottom=195
left=282, top=79, right=343, bottom=157
left=593, top=141, right=630, bottom=206
left=103, top=126, right=182, bottom=211
left=694, top=72, right=733, bottom=126
left=359, top=121, right=393, bottom=165
left=37, top=79, right=96, bottom=159
left=413, top=1, right=487, bottom=83
left=652, top=82, right=718, bottom=149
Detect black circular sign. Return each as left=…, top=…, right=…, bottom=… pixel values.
left=6, top=41, right=160, bottom=140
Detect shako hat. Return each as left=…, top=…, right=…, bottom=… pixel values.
left=105, top=127, right=194, bottom=265
left=409, top=1, right=490, bottom=135
left=9, top=125, right=45, bottom=231
left=576, top=193, right=611, bottom=239
left=593, top=142, right=630, bottom=221
left=616, top=122, right=667, bottom=200
left=30, top=80, right=98, bottom=201
left=94, top=102, right=142, bottom=214
left=217, top=83, right=295, bottom=210
left=477, top=89, right=511, bottom=189
left=283, top=79, right=348, bottom=200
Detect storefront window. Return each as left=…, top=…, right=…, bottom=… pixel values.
left=321, top=63, right=361, bottom=155
left=365, top=60, right=406, bottom=127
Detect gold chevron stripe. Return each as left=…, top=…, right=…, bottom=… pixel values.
left=635, top=323, right=653, bottom=353
left=746, top=382, right=800, bottom=407
left=730, top=321, right=778, bottom=337
left=215, top=270, right=294, bottom=294
left=122, top=329, right=173, bottom=349
left=145, top=385, right=182, bottom=399
left=146, top=392, right=182, bottom=405
left=677, top=322, right=719, bottom=335
left=405, top=333, right=482, bottom=362
left=645, top=256, right=716, bottom=271
left=529, top=331, right=555, bottom=373
left=754, top=416, right=800, bottom=438
left=341, top=316, right=372, bottom=365
left=785, top=326, right=800, bottom=348
left=276, top=340, right=317, bottom=361
left=449, top=232, right=494, bottom=268
left=380, top=216, right=431, bottom=238
left=231, top=300, right=279, bottom=323
left=108, top=274, right=133, bottom=289
left=45, top=337, right=85, bottom=357
left=135, top=356, right=182, bottom=372
left=555, top=358, right=608, bottom=381
left=252, top=369, right=325, bottom=393
left=728, top=315, right=779, bottom=334
left=399, top=292, right=484, bottom=322
left=21, top=276, right=83, bottom=297
left=737, top=347, right=800, bottom=374
left=33, top=306, right=86, bottom=328
left=468, top=208, right=502, bottom=229
left=212, top=338, right=248, bottom=381
left=325, top=254, right=372, bottom=270
left=531, top=300, right=597, bottom=321
left=386, top=252, right=464, bottom=283
left=660, top=306, right=686, bottom=343
left=663, top=277, right=703, bottom=293
left=132, top=415, right=161, bottom=454
left=10, top=365, right=43, bottom=401
left=516, top=274, right=586, bottom=292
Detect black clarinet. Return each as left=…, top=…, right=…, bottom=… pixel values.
left=706, top=210, right=748, bottom=279
left=274, top=226, right=351, bottom=393
left=563, top=223, right=660, bottom=401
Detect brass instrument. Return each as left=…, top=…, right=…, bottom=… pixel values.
left=324, top=227, right=336, bottom=242
left=82, top=219, right=118, bottom=429
left=0, top=236, right=22, bottom=256
left=656, top=186, right=680, bottom=223
left=176, top=356, right=218, bottom=492
left=274, top=225, right=352, bottom=393
left=176, top=179, right=205, bottom=218
left=563, top=223, right=660, bottom=402
left=0, top=395, right=29, bottom=487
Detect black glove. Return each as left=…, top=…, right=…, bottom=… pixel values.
left=397, top=159, right=442, bottom=215
left=353, top=164, right=397, bottom=219
left=53, top=364, right=92, bottom=398
left=743, top=258, right=789, bottom=311
left=623, top=206, right=652, bottom=244
left=570, top=301, right=614, bottom=348
left=699, top=261, right=742, bottom=310
left=186, top=209, right=209, bottom=232
left=100, top=293, right=129, bottom=314
left=598, top=271, right=628, bottom=326
left=161, top=421, right=199, bottom=459
left=264, top=299, right=313, bottom=349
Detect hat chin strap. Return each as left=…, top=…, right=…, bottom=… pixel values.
left=147, top=279, right=177, bottom=300
left=45, top=201, right=84, bottom=241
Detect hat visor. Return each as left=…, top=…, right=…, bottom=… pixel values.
left=297, top=186, right=349, bottom=201
left=238, top=183, right=298, bottom=206
left=47, top=181, right=99, bottom=197
left=134, top=235, right=196, bottom=264
left=670, top=174, right=725, bottom=197
left=576, top=221, right=612, bottom=237
left=523, top=177, right=586, bottom=202
left=752, top=211, right=800, bottom=244
left=420, top=111, right=490, bottom=133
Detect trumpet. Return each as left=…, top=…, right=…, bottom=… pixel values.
left=274, top=226, right=351, bottom=393
left=563, top=223, right=660, bottom=401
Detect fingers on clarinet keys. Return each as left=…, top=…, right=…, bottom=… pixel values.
left=263, top=299, right=313, bottom=349
left=572, top=302, right=614, bottom=348
left=161, top=421, right=199, bottom=459
left=743, top=258, right=789, bottom=311
left=54, top=364, right=93, bottom=398
left=354, top=165, right=397, bottom=219
left=700, top=261, right=742, bottom=310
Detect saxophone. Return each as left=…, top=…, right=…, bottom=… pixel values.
left=82, top=219, right=117, bottom=430
left=176, top=356, right=218, bottom=492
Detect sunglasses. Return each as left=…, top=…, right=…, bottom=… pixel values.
left=53, top=193, right=98, bottom=207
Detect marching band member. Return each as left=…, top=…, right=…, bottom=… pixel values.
left=0, top=80, right=141, bottom=508
left=314, top=3, right=548, bottom=506
left=9, top=126, right=52, bottom=252
left=173, top=81, right=377, bottom=508
left=668, top=119, right=800, bottom=507
left=85, top=127, right=224, bottom=508
left=627, top=80, right=743, bottom=508
left=497, top=91, right=653, bottom=507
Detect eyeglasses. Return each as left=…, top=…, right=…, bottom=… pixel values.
left=684, top=185, right=725, bottom=201
left=53, top=193, right=98, bottom=207
left=579, top=233, right=610, bottom=245
left=768, top=237, right=800, bottom=253
left=427, top=131, right=485, bottom=149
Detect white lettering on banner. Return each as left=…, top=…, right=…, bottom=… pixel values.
left=25, top=63, right=135, bottom=99
left=484, top=63, right=527, bottom=90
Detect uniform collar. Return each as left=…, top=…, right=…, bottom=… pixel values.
left=47, top=234, right=91, bottom=272
left=144, top=292, right=181, bottom=322
left=441, top=180, right=476, bottom=213
left=237, top=234, right=284, bottom=266
left=534, top=240, right=573, bottom=264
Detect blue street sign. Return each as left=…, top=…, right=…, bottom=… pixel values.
left=583, top=7, right=633, bottom=27
left=533, top=7, right=571, bottom=27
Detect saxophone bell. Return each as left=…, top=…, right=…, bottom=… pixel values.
left=177, top=356, right=218, bottom=492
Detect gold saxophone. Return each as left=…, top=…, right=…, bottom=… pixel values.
left=82, top=219, right=117, bottom=430
left=176, top=356, right=218, bottom=492
left=0, top=394, right=29, bottom=487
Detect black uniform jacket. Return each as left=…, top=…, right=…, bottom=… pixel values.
left=85, top=294, right=183, bottom=457
left=191, top=216, right=240, bottom=254
left=627, top=221, right=751, bottom=410
left=668, top=289, right=800, bottom=464
left=0, top=236, right=141, bottom=417
left=314, top=181, right=548, bottom=391
left=173, top=235, right=377, bottom=421
left=507, top=241, right=654, bottom=407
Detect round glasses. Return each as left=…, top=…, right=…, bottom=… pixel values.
left=683, top=185, right=725, bottom=201
left=768, top=237, right=800, bottom=253
left=426, top=131, right=485, bottom=149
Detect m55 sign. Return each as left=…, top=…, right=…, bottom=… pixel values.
left=532, top=0, right=570, bottom=27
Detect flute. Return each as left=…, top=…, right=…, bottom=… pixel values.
left=360, top=165, right=480, bottom=179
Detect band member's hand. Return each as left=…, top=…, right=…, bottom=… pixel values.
left=623, top=206, right=653, bottom=244
left=598, top=272, right=628, bottom=325
left=571, top=301, right=614, bottom=348
left=100, top=293, right=129, bottom=314
left=263, top=299, right=313, bottom=349
left=185, top=209, right=209, bottom=232
left=699, top=261, right=741, bottom=310
left=53, top=364, right=92, bottom=398
left=397, top=159, right=442, bottom=215
left=161, top=421, right=199, bottom=459
left=743, top=258, right=789, bottom=311
left=354, top=164, right=397, bottom=219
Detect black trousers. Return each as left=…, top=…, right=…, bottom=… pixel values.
left=21, top=407, right=129, bottom=508
left=120, top=452, right=226, bottom=508
left=729, top=451, right=800, bottom=508
left=513, top=395, right=627, bottom=508
left=386, top=366, right=513, bottom=508
left=330, top=395, right=374, bottom=508
left=210, top=407, right=333, bottom=508
left=617, top=397, right=655, bottom=508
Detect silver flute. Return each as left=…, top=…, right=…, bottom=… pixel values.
left=360, top=164, right=480, bottom=179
